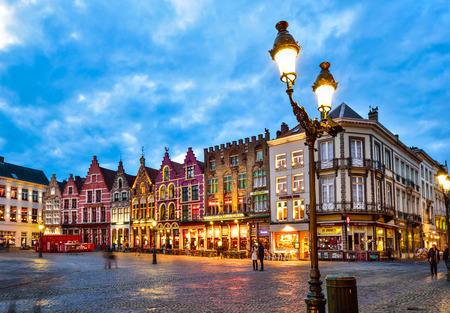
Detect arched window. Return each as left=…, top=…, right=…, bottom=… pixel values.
left=168, top=184, right=175, bottom=199
left=159, top=185, right=166, bottom=200
left=168, top=203, right=175, bottom=220
left=118, top=179, right=123, bottom=189
left=159, top=204, right=166, bottom=221
left=163, top=166, right=170, bottom=181
left=140, top=182, right=145, bottom=194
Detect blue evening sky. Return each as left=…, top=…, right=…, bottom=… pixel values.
left=0, top=0, right=449, bottom=180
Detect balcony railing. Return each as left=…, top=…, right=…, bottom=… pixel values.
left=316, top=202, right=395, bottom=215
left=316, top=158, right=339, bottom=171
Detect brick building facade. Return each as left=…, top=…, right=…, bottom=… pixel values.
left=203, top=131, right=271, bottom=251
left=61, top=174, right=85, bottom=235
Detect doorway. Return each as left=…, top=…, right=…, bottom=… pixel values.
left=354, top=232, right=367, bottom=261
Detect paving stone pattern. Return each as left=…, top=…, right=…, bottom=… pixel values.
left=0, top=250, right=449, bottom=312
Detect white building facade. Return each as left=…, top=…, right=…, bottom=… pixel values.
left=0, top=156, right=48, bottom=247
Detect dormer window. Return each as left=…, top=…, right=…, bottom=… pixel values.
left=163, top=166, right=170, bottom=181
left=187, top=166, right=194, bottom=179
left=230, top=155, right=239, bottom=166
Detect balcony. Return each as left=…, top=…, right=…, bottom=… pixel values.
left=345, top=158, right=385, bottom=173
left=316, top=202, right=395, bottom=216
left=316, top=158, right=339, bottom=171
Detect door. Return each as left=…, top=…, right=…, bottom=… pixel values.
left=354, top=232, right=367, bottom=261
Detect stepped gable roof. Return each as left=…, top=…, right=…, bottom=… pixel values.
left=328, top=102, right=363, bottom=119
left=100, top=167, right=117, bottom=190
left=145, top=167, right=159, bottom=183
left=0, top=160, right=49, bottom=186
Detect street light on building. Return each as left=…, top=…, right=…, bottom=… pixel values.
left=38, top=224, right=44, bottom=258
left=152, top=220, right=157, bottom=264
left=270, top=21, right=344, bottom=313
left=437, top=163, right=450, bottom=245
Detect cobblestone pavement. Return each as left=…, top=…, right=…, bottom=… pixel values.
left=0, top=250, right=448, bottom=312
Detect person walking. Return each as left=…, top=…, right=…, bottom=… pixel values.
left=251, top=244, right=258, bottom=271
left=258, top=242, right=265, bottom=271
left=443, top=243, right=448, bottom=267
left=185, top=242, right=190, bottom=255
left=427, top=244, right=440, bottom=276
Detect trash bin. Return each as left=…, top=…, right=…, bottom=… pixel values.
left=326, top=275, right=358, bottom=313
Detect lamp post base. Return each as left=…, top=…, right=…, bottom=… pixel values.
left=305, top=270, right=326, bottom=313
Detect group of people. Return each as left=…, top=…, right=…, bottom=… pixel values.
left=427, top=243, right=448, bottom=276
left=250, top=243, right=266, bottom=271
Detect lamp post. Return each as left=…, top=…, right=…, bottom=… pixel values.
left=437, top=163, right=450, bottom=246
left=152, top=220, right=157, bottom=264
left=270, top=21, right=344, bottom=313
left=38, top=224, right=44, bottom=258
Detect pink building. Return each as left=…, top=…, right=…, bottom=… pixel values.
left=61, top=174, right=85, bottom=236
left=153, top=148, right=205, bottom=250
left=78, top=156, right=116, bottom=248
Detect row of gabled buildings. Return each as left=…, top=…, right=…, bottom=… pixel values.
left=1, top=103, right=448, bottom=260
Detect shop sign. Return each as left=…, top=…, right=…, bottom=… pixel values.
left=238, top=198, right=244, bottom=204
left=259, top=230, right=269, bottom=235
left=318, top=222, right=343, bottom=227
left=318, top=226, right=342, bottom=236
left=346, top=216, right=350, bottom=225
left=208, top=200, right=219, bottom=206
left=224, top=199, right=232, bottom=205
left=294, top=242, right=300, bottom=249
left=203, top=213, right=245, bottom=221
left=250, top=190, right=268, bottom=196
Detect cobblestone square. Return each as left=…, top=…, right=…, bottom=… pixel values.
left=0, top=251, right=449, bottom=312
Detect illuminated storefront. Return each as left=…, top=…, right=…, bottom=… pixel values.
left=271, top=223, right=309, bottom=259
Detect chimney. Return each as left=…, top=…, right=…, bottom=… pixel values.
left=281, top=122, right=289, bottom=134
left=0, top=156, right=4, bottom=163
left=368, top=107, right=378, bottom=121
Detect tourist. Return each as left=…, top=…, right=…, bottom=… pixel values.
left=251, top=244, right=258, bottom=271
left=427, top=244, right=440, bottom=276
left=258, top=242, right=265, bottom=271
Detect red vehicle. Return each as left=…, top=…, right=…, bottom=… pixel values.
left=35, top=235, right=94, bottom=253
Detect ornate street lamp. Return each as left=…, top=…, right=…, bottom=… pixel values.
left=437, top=163, right=450, bottom=245
left=38, top=224, right=44, bottom=258
left=152, top=220, right=157, bottom=264
left=270, top=21, right=344, bottom=313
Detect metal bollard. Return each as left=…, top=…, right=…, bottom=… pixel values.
left=326, top=275, right=358, bottom=313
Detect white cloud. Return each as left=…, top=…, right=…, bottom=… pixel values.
left=0, top=3, right=19, bottom=50
left=74, top=0, right=86, bottom=8
left=171, top=152, right=186, bottom=164
left=174, top=80, right=194, bottom=93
